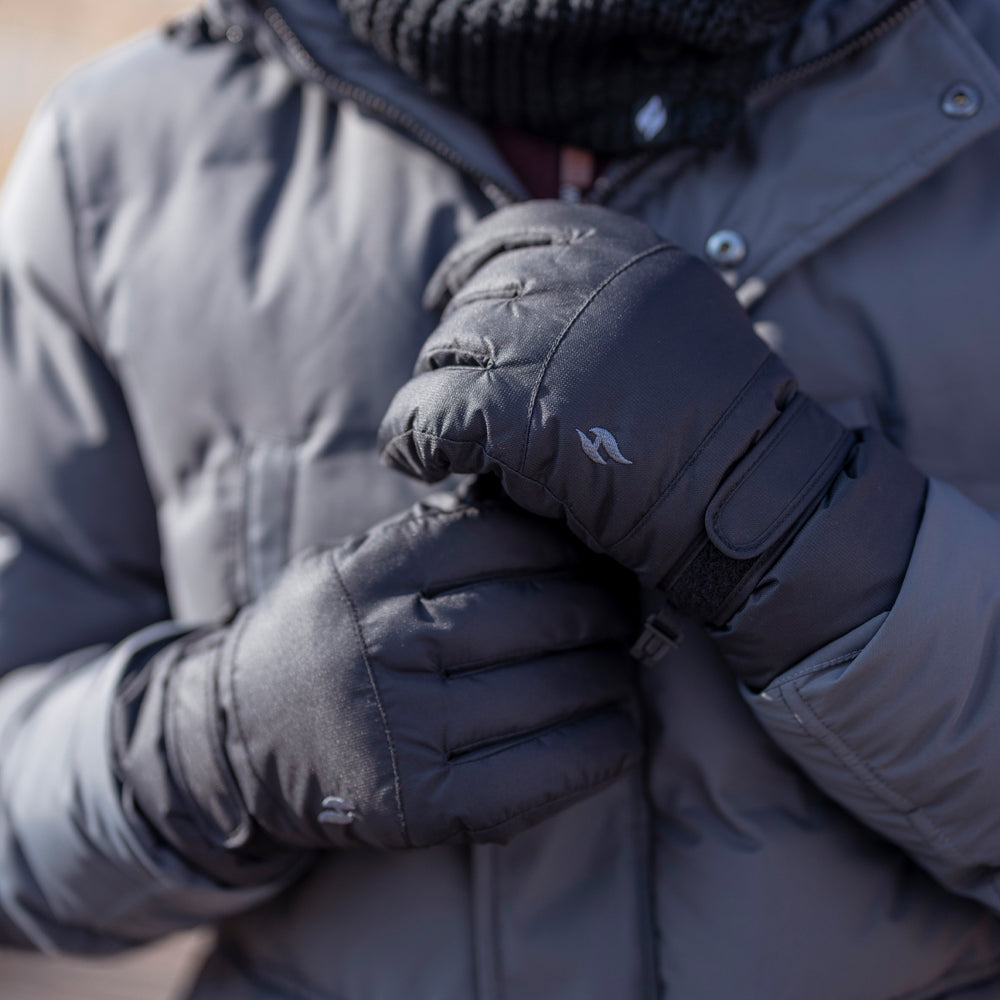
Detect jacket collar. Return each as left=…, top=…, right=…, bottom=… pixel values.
left=206, top=0, right=529, bottom=202
left=207, top=0, right=1000, bottom=309
left=207, top=0, right=907, bottom=205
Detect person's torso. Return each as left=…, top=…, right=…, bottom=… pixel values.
left=59, top=0, right=1000, bottom=994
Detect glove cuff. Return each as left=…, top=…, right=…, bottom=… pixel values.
left=711, top=427, right=927, bottom=689
left=114, top=630, right=303, bottom=886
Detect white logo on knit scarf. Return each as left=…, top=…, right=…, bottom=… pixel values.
left=635, top=96, right=668, bottom=142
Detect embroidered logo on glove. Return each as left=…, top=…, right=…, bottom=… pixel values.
left=576, top=428, right=633, bottom=466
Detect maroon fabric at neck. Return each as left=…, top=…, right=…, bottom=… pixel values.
left=490, top=126, right=560, bottom=200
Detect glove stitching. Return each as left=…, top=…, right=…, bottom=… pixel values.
left=421, top=565, right=579, bottom=599
left=441, top=282, right=523, bottom=319
left=429, top=224, right=596, bottom=308
left=166, top=635, right=255, bottom=848
left=447, top=702, right=623, bottom=763
left=439, top=637, right=619, bottom=679
left=518, top=243, right=676, bottom=473
left=328, top=553, right=411, bottom=847
left=605, top=353, right=779, bottom=556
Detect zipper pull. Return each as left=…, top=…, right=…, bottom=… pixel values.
left=559, top=147, right=596, bottom=203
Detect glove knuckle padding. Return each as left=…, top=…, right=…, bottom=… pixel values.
left=424, top=201, right=664, bottom=311
left=221, top=494, right=639, bottom=850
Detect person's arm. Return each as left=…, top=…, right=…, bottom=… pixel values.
left=734, top=476, right=1000, bottom=915
left=0, top=97, right=299, bottom=952
left=378, top=200, right=1000, bottom=915
left=0, top=128, right=643, bottom=950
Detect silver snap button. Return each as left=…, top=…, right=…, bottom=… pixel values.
left=941, top=82, right=981, bottom=119
left=318, top=796, right=356, bottom=825
left=706, top=230, right=748, bottom=267
left=226, top=24, right=245, bottom=44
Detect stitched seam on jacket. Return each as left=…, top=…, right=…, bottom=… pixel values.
left=518, top=243, right=673, bottom=472
left=778, top=678, right=1000, bottom=911
left=328, top=554, right=410, bottom=846
left=52, top=107, right=105, bottom=359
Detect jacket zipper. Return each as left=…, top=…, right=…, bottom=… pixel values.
left=749, top=0, right=924, bottom=105
left=258, top=5, right=521, bottom=208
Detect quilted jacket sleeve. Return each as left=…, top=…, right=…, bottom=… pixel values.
left=731, top=476, right=1000, bottom=916
left=0, top=98, right=287, bottom=952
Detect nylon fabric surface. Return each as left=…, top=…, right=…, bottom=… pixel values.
left=2, top=0, right=1000, bottom=997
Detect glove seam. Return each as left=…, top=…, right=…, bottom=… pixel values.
left=165, top=634, right=256, bottom=850
left=440, top=637, right=616, bottom=678
left=606, top=352, right=779, bottom=557
left=327, top=553, right=411, bottom=847
left=224, top=604, right=325, bottom=841
left=447, top=702, right=623, bottom=765
left=427, top=223, right=597, bottom=309
left=518, top=243, right=676, bottom=472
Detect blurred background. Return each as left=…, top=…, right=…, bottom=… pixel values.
left=0, top=0, right=190, bottom=174
left=0, top=7, right=214, bottom=997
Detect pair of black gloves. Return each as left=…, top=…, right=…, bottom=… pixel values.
left=116, top=204, right=925, bottom=882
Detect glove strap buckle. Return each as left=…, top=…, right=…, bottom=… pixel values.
left=630, top=608, right=683, bottom=667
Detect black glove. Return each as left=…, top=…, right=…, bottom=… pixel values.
left=378, top=203, right=925, bottom=682
left=114, top=487, right=641, bottom=882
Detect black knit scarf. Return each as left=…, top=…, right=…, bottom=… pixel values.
left=337, top=0, right=811, bottom=154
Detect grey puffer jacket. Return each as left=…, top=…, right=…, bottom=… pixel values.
left=4, top=0, right=1000, bottom=996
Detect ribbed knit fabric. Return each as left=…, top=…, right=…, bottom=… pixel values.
left=337, top=0, right=810, bottom=154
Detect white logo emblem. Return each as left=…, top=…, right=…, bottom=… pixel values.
left=576, top=427, right=633, bottom=466
left=635, top=96, right=668, bottom=142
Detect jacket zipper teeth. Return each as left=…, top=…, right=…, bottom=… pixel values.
left=260, top=5, right=520, bottom=206
left=750, top=0, right=924, bottom=101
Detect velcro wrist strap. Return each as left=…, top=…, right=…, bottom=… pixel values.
left=706, top=395, right=854, bottom=558
left=665, top=396, right=853, bottom=625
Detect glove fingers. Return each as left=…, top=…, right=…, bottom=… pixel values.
left=424, top=201, right=664, bottom=310
left=420, top=271, right=584, bottom=371
left=378, top=367, right=498, bottom=482
left=439, top=704, right=641, bottom=844
left=341, top=497, right=603, bottom=600
left=365, top=569, right=635, bottom=675
left=435, top=644, right=637, bottom=757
